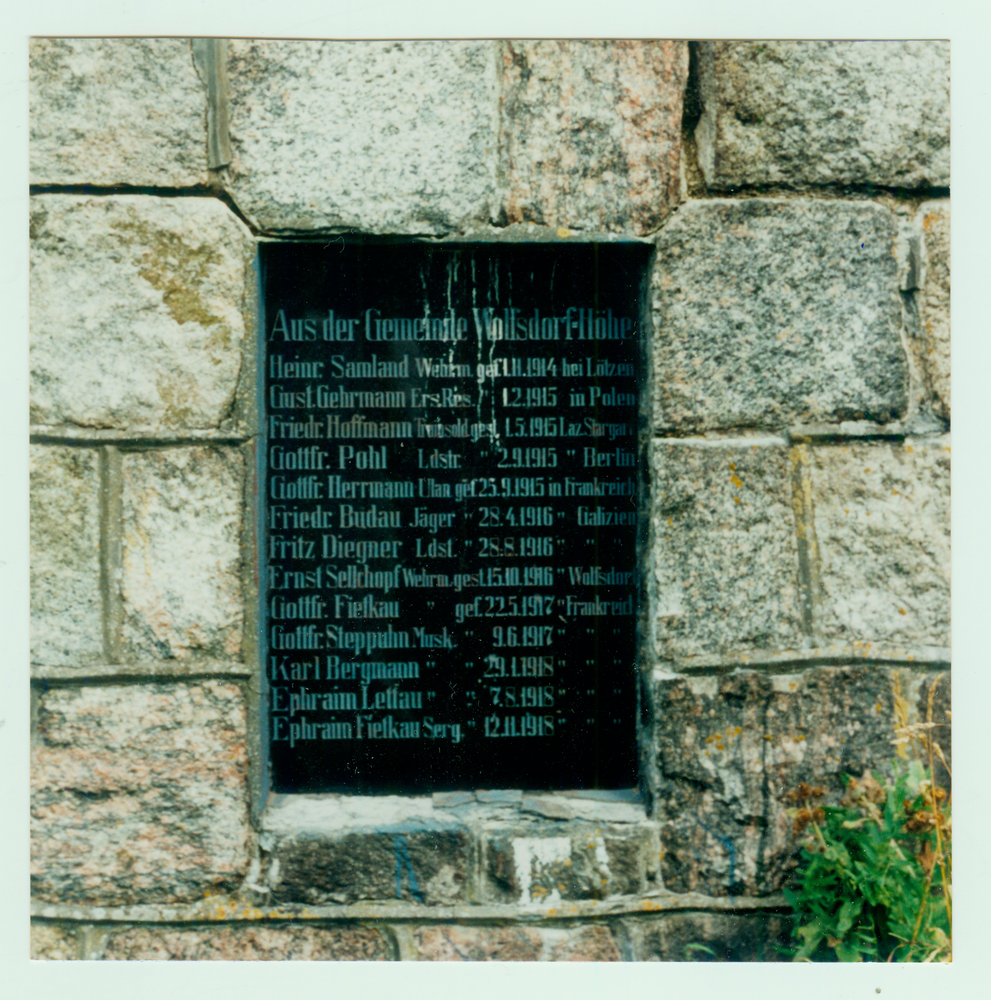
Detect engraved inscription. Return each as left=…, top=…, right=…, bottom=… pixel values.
left=262, top=244, right=646, bottom=792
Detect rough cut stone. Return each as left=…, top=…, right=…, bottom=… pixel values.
left=225, top=40, right=498, bottom=234
left=916, top=201, right=950, bottom=421
left=650, top=440, right=803, bottom=661
left=482, top=826, right=648, bottom=904
left=31, top=682, right=251, bottom=905
left=410, top=924, right=620, bottom=961
left=270, top=828, right=469, bottom=905
left=30, top=922, right=79, bottom=960
left=500, top=40, right=687, bottom=235
left=652, top=199, right=907, bottom=430
left=121, top=448, right=243, bottom=660
left=30, top=445, right=103, bottom=666
left=102, top=924, right=390, bottom=960
left=411, top=925, right=543, bottom=961
left=546, top=925, right=622, bottom=961
left=809, top=439, right=950, bottom=648
left=30, top=195, right=252, bottom=431
left=625, top=912, right=789, bottom=961
left=30, top=38, right=209, bottom=187
left=654, top=667, right=905, bottom=896
left=695, top=41, right=949, bottom=190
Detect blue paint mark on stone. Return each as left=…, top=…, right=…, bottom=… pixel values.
left=394, top=834, right=425, bottom=903
left=694, top=815, right=738, bottom=892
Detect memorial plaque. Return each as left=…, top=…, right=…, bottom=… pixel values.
left=260, top=242, right=648, bottom=793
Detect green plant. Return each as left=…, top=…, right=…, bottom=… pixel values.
left=783, top=678, right=951, bottom=963
left=682, top=943, right=717, bottom=960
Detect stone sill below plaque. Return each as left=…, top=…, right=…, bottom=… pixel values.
left=257, top=790, right=654, bottom=907
left=261, top=788, right=647, bottom=833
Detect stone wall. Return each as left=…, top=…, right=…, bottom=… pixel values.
left=29, top=38, right=949, bottom=961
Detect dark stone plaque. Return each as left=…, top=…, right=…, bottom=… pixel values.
left=260, top=242, right=648, bottom=793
